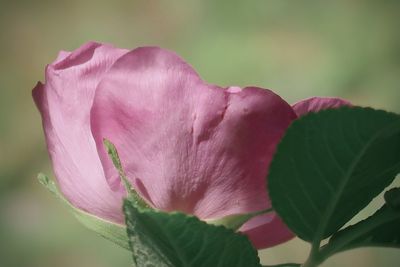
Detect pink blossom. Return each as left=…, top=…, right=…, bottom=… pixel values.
left=33, top=42, right=349, bottom=249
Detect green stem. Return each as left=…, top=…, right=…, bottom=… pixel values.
left=301, top=245, right=322, bottom=267
left=301, top=255, right=322, bottom=267
left=301, top=235, right=323, bottom=267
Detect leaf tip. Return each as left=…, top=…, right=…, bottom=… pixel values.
left=37, top=172, right=49, bottom=186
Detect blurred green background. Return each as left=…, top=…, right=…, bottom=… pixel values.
left=0, top=0, right=399, bottom=266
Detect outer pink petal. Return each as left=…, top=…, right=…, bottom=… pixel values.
left=54, top=50, right=71, bottom=64
left=91, top=47, right=296, bottom=233
left=239, top=213, right=294, bottom=249
left=33, top=42, right=129, bottom=223
left=292, top=97, right=352, bottom=117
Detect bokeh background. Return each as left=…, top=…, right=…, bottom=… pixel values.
left=0, top=0, right=399, bottom=266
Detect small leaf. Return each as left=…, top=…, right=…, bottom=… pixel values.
left=123, top=200, right=261, bottom=267
left=38, top=173, right=130, bottom=250
left=321, top=202, right=400, bottom=257
left=103, top=139, right=150, bottom=209
left=268, top=107, right=400, bottom=243
left=384, top=187, right=400, bottom=210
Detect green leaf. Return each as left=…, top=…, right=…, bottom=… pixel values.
left=38, top=173, right=130, bottom=250
left=384, top=187, right=400, bottom=210
left=103, top=139, right=151, bottom=209
left=321, top=201, right=400, bottom=258
left=268, top=107, right=400, bottom=243
left=123, top=200, right=261, bottom=267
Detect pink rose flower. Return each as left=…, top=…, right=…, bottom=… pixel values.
left=33, top=42, right=350, bottom=249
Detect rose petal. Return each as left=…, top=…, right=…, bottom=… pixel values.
left=54, top=50, right=71, bottom=64
left=240, top=213, right=294, bottom=249
left=33, top=42, right=128, bottom=223
left=292, top=97, right=352, bottom=117
left=90, top=47, right=297, bottom=225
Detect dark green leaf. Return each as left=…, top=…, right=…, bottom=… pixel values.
left=268, top=107, right=400, bottom=242
left=384, top=187, right=400, bottom=210
left=321, top=202, right=400, bottom=257
left=123, top=200, right=261, bottom=267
